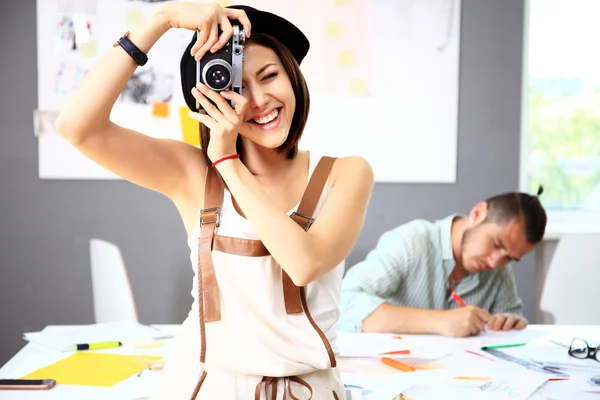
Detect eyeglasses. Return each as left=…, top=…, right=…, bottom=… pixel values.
left=569, top=338, right=600, bottom=362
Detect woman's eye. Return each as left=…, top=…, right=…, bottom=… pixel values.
left=263, top=72, right=278, bottom=81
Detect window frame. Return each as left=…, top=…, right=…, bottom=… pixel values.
left=519, top=0, right=600, bottom=240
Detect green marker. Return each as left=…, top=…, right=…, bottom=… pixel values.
left=73, top=341, right=122, bottom=351
left=481, top=343, right=527, bottom=351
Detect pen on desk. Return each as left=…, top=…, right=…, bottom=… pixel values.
left=480, top=343, right=526, bottom=350
left=451, top=291, right=466, bottom=307
left=73, top=341, right=122, bottom=351
left=381, top=357, right=415, bottom=372
left=465, top=350, right=495, bottom=361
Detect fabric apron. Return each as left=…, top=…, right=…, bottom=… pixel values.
left=149, top=154, right=346, bottom=400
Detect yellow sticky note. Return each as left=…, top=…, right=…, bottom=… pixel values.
left=218, top=0, right=231, bottom=6
left=334, top=0, right=351, bottom=6
left=179, top=106, right=200, bottom=147
left=325, top=22, right=342, bottom=39
left=21, top=353, right=162, bottom=387
left=152, top=102, right=169, bottom=118
left=80, top=40, right=98, bottom=58
left=349, top=78, right=368, bottom=96
left=338, top=50, right=355, bottom=67
left=126, top=8, right=144, bottom=27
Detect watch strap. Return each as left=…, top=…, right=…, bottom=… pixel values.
left=113, top=31, right=148, bottom=66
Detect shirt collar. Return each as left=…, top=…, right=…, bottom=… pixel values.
left=438, top=213, right=465, bottom=261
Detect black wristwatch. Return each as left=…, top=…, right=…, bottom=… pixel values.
left=113, top=31, right=148, bottom=66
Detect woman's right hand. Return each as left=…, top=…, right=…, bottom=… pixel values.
left=158, top=2, right=251, bottom=61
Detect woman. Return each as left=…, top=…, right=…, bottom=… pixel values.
left=56, top=2, right=373, bottom=399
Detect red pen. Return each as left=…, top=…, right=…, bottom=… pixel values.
left=451, top=291, right=466, bottom=307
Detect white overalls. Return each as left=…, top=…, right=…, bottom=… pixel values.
left=150, top=154, right=346, bottom=399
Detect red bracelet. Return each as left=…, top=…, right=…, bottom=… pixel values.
left=212, top=154, right=240, bottom=168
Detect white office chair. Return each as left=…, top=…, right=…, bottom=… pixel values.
left=90, top=238, right=138, bottom=324
left=539, top=233, right=600, bottom=324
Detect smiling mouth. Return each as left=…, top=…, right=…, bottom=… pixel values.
left=251, top=108, right=281, bottom=126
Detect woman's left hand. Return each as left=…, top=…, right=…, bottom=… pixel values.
left=188, top=83, right=249, bottom=162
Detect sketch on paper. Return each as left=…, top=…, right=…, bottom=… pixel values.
left=119, top=68, right=174, bottom=104
left=54, top=62, right=90, bottom=98
left=55, top=14, right=93, bottom=51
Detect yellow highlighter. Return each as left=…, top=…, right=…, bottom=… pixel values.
left=73, top=341, right=122, bottom=351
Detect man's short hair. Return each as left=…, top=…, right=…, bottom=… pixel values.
left=484, top=186, right=547, bottom=243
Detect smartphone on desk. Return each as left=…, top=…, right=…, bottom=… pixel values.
left=0, top=379, right=56, bottom=390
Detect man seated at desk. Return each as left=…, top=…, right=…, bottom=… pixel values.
left=338, top=189, right=547, bottom=337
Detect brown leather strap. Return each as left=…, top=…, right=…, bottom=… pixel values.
left=290, top=156, right=336, bottom=230
left=300, top=286, right=337, bottom=368
left=213, top=235, right=270, bottom=257
left=255, top=376, right=313, bottom=400
left=199, top=167, right=224, bottom=324
left=189, top=370, right=207, bottom=400
left=284, top=156, right=337, bottom=314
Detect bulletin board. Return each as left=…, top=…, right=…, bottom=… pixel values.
left=36, top=0, right=461, bottom=182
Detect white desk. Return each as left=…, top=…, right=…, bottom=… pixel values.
left=1, top=324, right=599, bottom=399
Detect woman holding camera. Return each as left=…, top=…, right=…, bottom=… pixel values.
left=56, top=2, right=373, bottom=399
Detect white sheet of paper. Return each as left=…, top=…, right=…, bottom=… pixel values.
left=407, top=372, right=548, bottom=400
left=343, top=371, right=427, bottom=400
left=336, top=332, right=449, bottom=360
left=477, top=328, right=550, bottom=347
left=23, top=321, right=172, bottom=352
left=501, top=342, right=600, bottom=372
left=547, top=327, right=600, bottom=348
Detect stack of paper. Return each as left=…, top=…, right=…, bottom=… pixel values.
left=23, top=321, right=172, bottom=352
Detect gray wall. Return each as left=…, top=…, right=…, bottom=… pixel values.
left=0, top=0, right=531, bottom=365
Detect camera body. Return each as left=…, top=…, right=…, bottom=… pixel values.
left=196, top=22, right=245, bottom=109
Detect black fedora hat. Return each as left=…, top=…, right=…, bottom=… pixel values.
left=180, top=5, right=310, bottom=111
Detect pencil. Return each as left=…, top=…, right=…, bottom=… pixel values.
left=381, top=357, right=415, bottom=372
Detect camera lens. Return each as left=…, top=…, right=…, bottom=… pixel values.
left=202, top=60, right=233, bottom=91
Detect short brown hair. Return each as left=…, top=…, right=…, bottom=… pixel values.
left=483, top=186, right=547, bottom=243
left=200, top=33, right=310, bottom=167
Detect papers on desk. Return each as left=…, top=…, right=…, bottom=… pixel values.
left=413, top=372, right=549, bottom=400
left=502, top=342, right=600, bottom=372
left=477, top=327, right=550, bottom=347
left=343, top=371, right=428, bottom=400
left=336, top=332, right=450, bottom=361
left=23, top=321, right=172, bottom=352
left=406, top=348, right=551, bottom=400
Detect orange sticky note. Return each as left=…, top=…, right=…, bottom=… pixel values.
left=152, top=102, right=169, bottom=118
left=179, top=106, right=200, bottom=147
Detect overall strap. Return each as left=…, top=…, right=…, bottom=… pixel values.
left=283, top=156, right=337, bottom=314
left=198, top=167, right=224, bottom=326
left=192, top=166, right=223, bottom=400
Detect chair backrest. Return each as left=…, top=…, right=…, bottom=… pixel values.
left=539, top=233, right=600, bottom=324
left=89, top=238, right=138, bottom=324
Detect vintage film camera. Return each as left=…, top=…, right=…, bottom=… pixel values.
left=196, top=21, right=245, bottom=109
